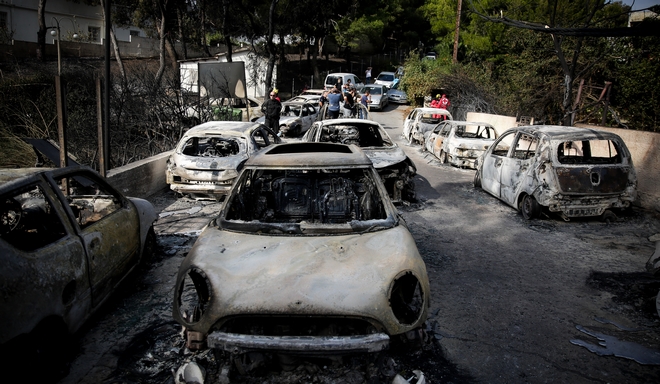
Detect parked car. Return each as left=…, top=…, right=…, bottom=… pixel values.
left=166, top=121, right=281, bottom=200
left=255, top=100, right=319, bottom=137
left=302, top=118, right=417, bottom=202
left=374, top=71, right=396, bottom=88
left=474, top=125, right=637, bottom=221
left=299, top=88, right=326, bottom=96
left=323, top=72, right=364, bottom=91
left=0, top=166, right=157, bottom=379
left=387, top=82, right=409, bottom=105
left=172, top=142, right=430, bottom=357
left=402, top=107, right=453, bottom=145
left=423, top=121, right=498, bottom=169
left=361, top=84, right=390, bottom=111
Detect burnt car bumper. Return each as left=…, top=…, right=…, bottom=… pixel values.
left=208, top=332, right=390, bottom=354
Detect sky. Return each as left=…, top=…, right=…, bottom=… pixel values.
left=620, top=0, right=660, bottom=11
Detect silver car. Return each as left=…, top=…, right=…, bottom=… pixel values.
left=474, top=125, right=637, bottom=221
left=423, top=121, right=498, bottom=169
left=173, top=142, right=430, bottom=356
left=256, top=100, right=319, bottom=137
left=303, top=118, right=417, bottom=202
left=361, top=84, right=389, bottom=111
left=166, top=121, right=281, bottom=200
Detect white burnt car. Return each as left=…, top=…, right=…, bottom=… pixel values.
left=173, top=142, right=430, bottom=356
left=474, top=125, right=637, bottom=221
left=256, top=100, right=319, bottom=137
left=402, top=107, right=453, bottom=145
left=0, top=166, right=156, bottom=379
left=303, top=118, right=417, bottom=202
left=423, top=121, right=498, bottom=169
left=166, top=121, right=281, bottom=200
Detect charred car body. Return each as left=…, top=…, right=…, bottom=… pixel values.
left=255, top=100, right=319, bottom=137
left=423, top=121, right=498, bottom=169
left=303, top=118, right=417, bottom=203
left=402, top=107, right=453, bottom=145
left=173, top=142, right=430, bottom=357
left=0, top=166, right=156, bottom=376
left=474, top=125, right=637, bottom=221
left=166, top=121, right=280, bottom=200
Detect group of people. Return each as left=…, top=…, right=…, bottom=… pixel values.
left=431, top=93, right=451, bottom=120
left=320, top=83, right=371, bottom=119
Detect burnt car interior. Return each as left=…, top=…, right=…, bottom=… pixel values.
left=225, top=168, right=387, bottom=225
left=1, top=185, right=67, bottom=251
left=181, top=136, right=241, bottom=157
left=55, top=174, right=123, bottom=229
left=455, top=124, right=497, bottom=139
left=318, top=124, right=391, bottom=147
left=557, top=140, right=622, bottom=164
left=420, top=114, right=441, bottom=124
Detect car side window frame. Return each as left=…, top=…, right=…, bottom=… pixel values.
left=490, top=130, right=517, bottom=157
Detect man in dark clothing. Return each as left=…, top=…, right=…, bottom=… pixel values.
left=261, top=91, right=282, bottom=133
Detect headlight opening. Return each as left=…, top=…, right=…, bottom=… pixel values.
left=389, top=271, right=425, bottom=325
left=177, top=268, right=211, bottom=323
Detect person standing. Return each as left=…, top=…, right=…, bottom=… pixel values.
left=438, top=94, right=451, bottom=120
left=261, top=90, right=282, bottom=133
left=343, top=88, right=356, bottom=117
left=327, top=87, right=342, bottom=119
left=365, top=67, right=372, bottom=84
left=359, top=90, right=371, bottom=119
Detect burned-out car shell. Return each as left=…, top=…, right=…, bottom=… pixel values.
left=402, top=107, right=453, bottom=145
left=474, top=125, right=637, bottom=220
left=166, top=121, right=280, bottom=199
left=0, top=166, right=156, bottom=358
left=172, top=142, right=430, bottom=354
left=302, top=118, right=417, bottom=203
left=423, top=121, right=498, bottom=169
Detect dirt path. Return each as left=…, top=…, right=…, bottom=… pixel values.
left=59, top=104, right=660, bottom=384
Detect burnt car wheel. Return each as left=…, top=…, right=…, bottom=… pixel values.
left=520, top=194, right=540, bottom=220
left=473, top=170, right=482, bottom=188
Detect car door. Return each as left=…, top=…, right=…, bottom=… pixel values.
left=0, top=178, right=92, bottom=337
left=433, top=123, right=452, bottom=158
left=53, top=171, right=140, bottom=308
left=300, top=104, right=315, bottom=133
left=499, top=133, right=539, bottom=206
left=481, top=130, right=517, bottom=198
left=403, top=109, right=417, bottom=139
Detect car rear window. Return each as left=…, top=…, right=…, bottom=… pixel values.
left=557, top=139, right=623, bottom=164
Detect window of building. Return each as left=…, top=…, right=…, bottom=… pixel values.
left=88, top=26, right=100, bottom=42
left=130, top=30, right=139, bottom=37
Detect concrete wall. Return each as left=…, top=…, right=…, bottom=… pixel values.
left=466, top=112, right=517, bottom=136
left=106, top=151, right=171, bottom=199
left=575, top=124, right=660, bottom=213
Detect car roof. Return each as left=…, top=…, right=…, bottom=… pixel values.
left=183, top=121, right=264, bottom=136
left=507, top=125, right=625, bottom=141
left=446, top=121, right=494, bottom=127
left=245, top=142, right=372, bottom=168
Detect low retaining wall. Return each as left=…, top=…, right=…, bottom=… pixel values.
left=107, top=151, right=172, bottom=199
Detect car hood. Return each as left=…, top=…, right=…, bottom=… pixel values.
left=178, top=224, right=429, bottom=335
left=170, top=152, right=248, bottom=172
left=361, top=146, right=408, bottom=169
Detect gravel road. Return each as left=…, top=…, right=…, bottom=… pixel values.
left=59, top=104, right=660, bottom=384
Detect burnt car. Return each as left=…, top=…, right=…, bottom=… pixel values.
left=474, top=125, right=637, bottom=221
left=402, top=107, right=453, bottom=145
left=173, top=142, right=430, bottom=359
left=302, top=118, right=417, bottom=203
left=0, top=166, right=157, bottom=377
left=255, top=100, right=319, bottom=137
left=166, top=121, right=281, bottom=200
left=423, top=121, right=498, bottom=169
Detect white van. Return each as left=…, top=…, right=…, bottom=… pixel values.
left=324, top=73, right=365, bottom=91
